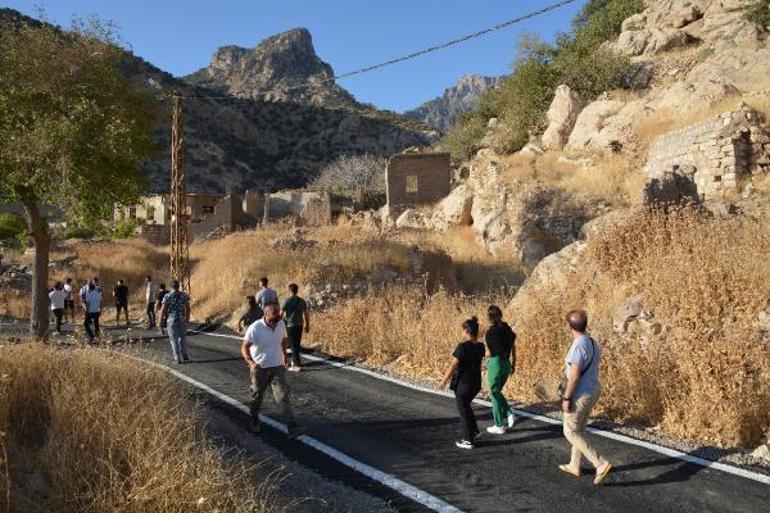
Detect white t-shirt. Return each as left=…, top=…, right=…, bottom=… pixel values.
left=63, top=283, right=73, bottom=301
left=85, top=289, right=102, bottom=313
left=49, top=289, right=66, bottom=310
left=243, top=318, right=286, bottom=368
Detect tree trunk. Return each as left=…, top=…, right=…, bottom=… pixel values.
left=23, top=200, right=50, bottom=341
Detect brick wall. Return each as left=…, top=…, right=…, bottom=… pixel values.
left=386, top=153, right=451, bottom=216
left=646, top=104, right=770, bottom=200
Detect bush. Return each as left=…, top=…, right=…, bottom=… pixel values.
left=0, top=212, right=26, bottom=245
left=311, top=154, right=388, bottom=193
left=744, top=0, right=770, bottom=31
left=441, top=0, right=642, bottom=159
left=63, top=224, right=96, bottom=240
left=113, top=218, right=140, bottom=239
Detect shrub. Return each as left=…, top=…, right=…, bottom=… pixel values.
left=440, top=0, right=642, bottom=158
left=63, top=224, right=96, bottom=240
left=0, top=212, right=26, bottom=245
left=743, top=0, right=770, bottom=31
left=310, top=154, right=388, bottom=193
left=113, top=218, right=140, bottom=239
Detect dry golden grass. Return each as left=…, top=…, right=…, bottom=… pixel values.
left=510, top=207, right=770, bottom=446
left=0, top=344, right=282, bottom=513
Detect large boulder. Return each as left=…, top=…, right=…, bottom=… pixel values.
left=566, top=100, right=626, bottom=151
left=437, top=183, right=473, bottom=227
left=541, top=85, right=583, bottom=150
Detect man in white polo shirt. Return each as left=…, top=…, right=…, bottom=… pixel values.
left=241, top=303, right=303, bottom=438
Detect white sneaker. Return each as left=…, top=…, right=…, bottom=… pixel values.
left=507, top=413, right=516, bottom=429
left=455, top=439, right=474, bottom=449
left=486, top=425, right=506, bottom=435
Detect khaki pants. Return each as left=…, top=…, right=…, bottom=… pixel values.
left=563, top=392, right=603, bottom=468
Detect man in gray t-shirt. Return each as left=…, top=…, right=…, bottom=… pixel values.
left=255, top=276, right=278, bottom=308
left=559, top=309, right=612, bottom=485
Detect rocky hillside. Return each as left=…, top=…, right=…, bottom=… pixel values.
left=185, top=28, right=357, bottom=108
left=1, top=9, right=432, bottom=193
left=404, top=74, right=502, bottom=131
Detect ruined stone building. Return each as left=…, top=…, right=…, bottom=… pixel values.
left=385, top=153, right=452, bottom=218
left=645, top=103, right=770, bottom=201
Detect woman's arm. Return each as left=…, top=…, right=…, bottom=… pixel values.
left=439, top=357, right=460, bottom=389
left=510, top=344, right=516, bottom=374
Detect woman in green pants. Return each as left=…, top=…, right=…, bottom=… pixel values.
left=485, top=305, right=517, bottom=435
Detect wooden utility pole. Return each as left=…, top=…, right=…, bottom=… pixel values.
left=170, top=91, right=191, bottom=293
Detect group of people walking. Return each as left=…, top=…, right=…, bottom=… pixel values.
left=437, top=307, right=612, bottom=485
left=48, top=270, right=611, bottom=483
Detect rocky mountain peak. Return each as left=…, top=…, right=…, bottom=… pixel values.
left=185, top=27, right=356, bottom=107
left=405, top=74, right=503, bottom=131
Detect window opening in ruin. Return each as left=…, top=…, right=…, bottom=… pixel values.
left=202, top=206, right=215, bottom=214
left=146, top=206, right=156, bottom=221
left=129, top=206, right=136, bottom=219
left=713, top=175, right=722, bottom=183
left=406, top=175, right=419, bottom=193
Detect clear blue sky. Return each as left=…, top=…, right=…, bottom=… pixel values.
left=2, top=1, right=586, bottom=112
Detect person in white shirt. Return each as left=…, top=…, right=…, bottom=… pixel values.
left=48, top=282, right=66, bottom=333
left=145, top=275, right=158, bottom=329
left=83, top=282, right=102, bottom=342
left=255, top=276, right=279, bottom=309
left=63, top=278, right=75, bottom=323
left=241, top=303, right=302, bottom=438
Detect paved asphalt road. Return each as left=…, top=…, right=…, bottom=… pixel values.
left=12, top=322, right=770, bottom=513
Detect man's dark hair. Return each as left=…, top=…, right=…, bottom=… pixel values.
left=117, top=279, right=124, bottom=285
left=159, top=283, right=166, bottom=290
left=288, top=283, right=299, bottom=294
left=171, top=279, right=180, bottom=290
left=259, top=277, right=268, bottom=286
left=146, top=275, right=151, bottom=280
left=246, top=295, right=256, bottom=308
left=488, top=305, right=503, bottom=324
left=566, top=309, right=588, bottom=333
left=93, top=277, right=99, bottom=282
left=66, top=278, right=72, bottom=283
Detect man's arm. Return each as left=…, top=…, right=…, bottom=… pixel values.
left=185, top=301, right=191, bottom=322
left=303, top=307, right=310, bottom=333
left=561, top=363, right=581, bottom=413
left=159, top=302, right=168, bottom=320
left=241, top=340, right=258, bottom=370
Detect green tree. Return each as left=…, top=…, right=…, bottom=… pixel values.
left=0, top=16, right=158, bottom=339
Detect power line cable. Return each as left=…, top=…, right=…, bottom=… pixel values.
left=176, top=0, right=577, bottom=100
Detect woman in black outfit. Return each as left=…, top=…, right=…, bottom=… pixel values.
left=440, top=316, right=485, bottom=449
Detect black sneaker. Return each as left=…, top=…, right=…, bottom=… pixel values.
left=287, top=425, right=306, bottom=440
left=455, top=439, right=474, bottom=450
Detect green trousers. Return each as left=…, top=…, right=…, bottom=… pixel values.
left=487, top=356, right=512, bottom=427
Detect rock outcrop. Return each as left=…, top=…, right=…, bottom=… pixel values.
left=404, top=74, right=503, bottom=131
left=541, top=85, right=583, bottom=150
left=186, top=28, right=356, bottom=107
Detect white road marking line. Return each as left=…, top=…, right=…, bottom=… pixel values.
left=126, top=352, right=464, bottom=513
left=189, top=329, right=770, bottom=486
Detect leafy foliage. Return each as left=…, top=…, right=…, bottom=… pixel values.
left=743, top=0, right=770, bottom=30
left=0, top=212, right=27, bottom=246
left=440, top=0, right=643, bottom=160
left=0, top=16, right=158, bottom=228
left=112, top=218, right=141, bottom=239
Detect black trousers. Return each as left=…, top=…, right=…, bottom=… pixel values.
left=454, top=383, right=480, bottom=441
left=287, top=325, right=304, bottom=367
left=146, top=301, right=156, bottom=327
left=84, top=312, right=100, bottom=340
left=52, top=308, right=63, bottom=332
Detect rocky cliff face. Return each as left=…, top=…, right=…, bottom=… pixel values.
left=404, top=74, right=503, bottom=131
left=185, top=28, right=357, bottom=108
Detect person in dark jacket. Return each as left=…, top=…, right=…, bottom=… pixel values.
left=484, top=305, right=517, bottom=434
left=440, top=316, right=485, bottom=449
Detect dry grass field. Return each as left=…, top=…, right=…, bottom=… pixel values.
left=0, top=344, right=281, bottom=513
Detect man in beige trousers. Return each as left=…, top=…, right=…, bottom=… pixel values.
left=559, top=309, right=613, bottom=485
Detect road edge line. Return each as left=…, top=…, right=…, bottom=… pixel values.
left=124, top=352, right=466, bottom=513
left=190, top=329, right=770, bottom=486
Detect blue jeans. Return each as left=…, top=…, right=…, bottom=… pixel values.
left=167, top=319, right=188, bottom=363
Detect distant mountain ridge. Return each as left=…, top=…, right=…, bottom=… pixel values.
left=1, top=10, right=431, bottom=193
left=405, top=74, right=503, bottom=131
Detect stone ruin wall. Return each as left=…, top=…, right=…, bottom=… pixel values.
left=646, top=104, right=770, bottom=200
left=386, top=153, right=452, bottom=218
